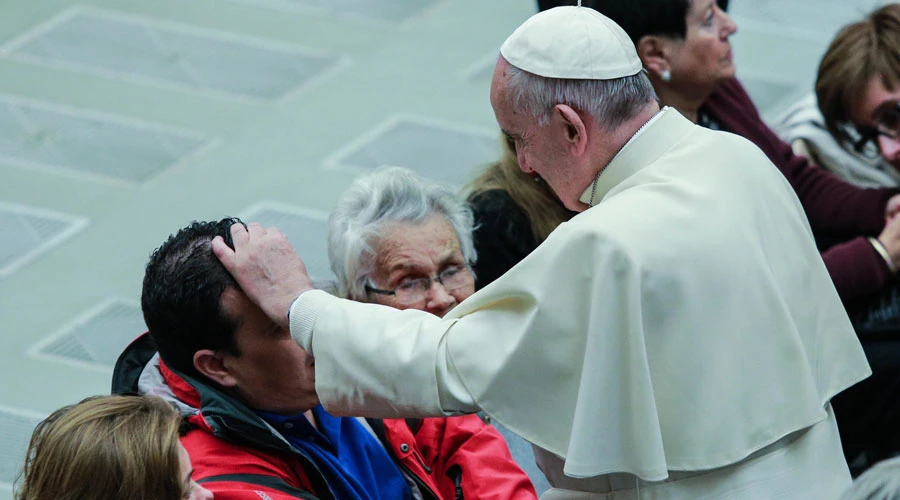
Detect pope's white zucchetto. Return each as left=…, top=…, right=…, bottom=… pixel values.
left=500, top=5, right=642, bottom=80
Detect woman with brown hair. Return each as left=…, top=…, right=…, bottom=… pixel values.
left=16, top=394, right=213, bottom=500
left=816, top=4, right=900, bottom=181
left=777, top=4, right=900, bottom=189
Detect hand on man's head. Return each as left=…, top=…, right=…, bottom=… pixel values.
left=212, top=222, right=314, bottom=329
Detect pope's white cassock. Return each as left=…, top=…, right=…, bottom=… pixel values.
left=288, top=107, right=870, bottom=498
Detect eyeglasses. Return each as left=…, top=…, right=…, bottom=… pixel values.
left=365, top=265, right=474, bottom=305
left=853, top=101, right=900, bottom=154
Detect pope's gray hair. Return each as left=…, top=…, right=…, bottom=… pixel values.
left=327, top=166, right=477, bottom=301
left=505, top=64, right=658, bottom=130
left=840, top=456, right=900, bottom=500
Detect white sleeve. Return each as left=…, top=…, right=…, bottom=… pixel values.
left=289, top=290, right=479, bottom=417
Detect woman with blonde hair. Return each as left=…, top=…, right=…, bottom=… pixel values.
left=16, top=394, right=212, bottom=500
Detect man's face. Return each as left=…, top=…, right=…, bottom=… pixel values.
left=217, top=288, right=317, bottom=414
left=850, top=74, right=900, bottom=168
left=489, top=57, right=587, bottom=210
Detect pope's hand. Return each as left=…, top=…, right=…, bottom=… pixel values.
left=212, top=222, right=313, bottom=329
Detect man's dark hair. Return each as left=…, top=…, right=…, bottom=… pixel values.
left=141, top=218, right=244, bottom=378
left=537, top=0, right=691, bottom=45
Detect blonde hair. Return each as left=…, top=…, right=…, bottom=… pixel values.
left=16, top=395, right=186, bottom=500
left=468, top=136, right=574, bottom=243
left=817, top=3, right=900, bottom=144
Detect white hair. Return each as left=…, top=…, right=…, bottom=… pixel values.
left=327, top=166, right=477, bottom=301
left=505, top=64, right=658, bottom=130
left=841, top=457, right=900, bottom=500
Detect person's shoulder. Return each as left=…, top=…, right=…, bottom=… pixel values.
left=670, top=126, right=784, bottom=195
left=111, top=331, right=157, bottom=394
left=695, top=123, right=763, bottom=147
left=182, top=427, right=319, bottom=497
left=430, top=413, right=491, bottom=431
left=688, top=117, right=772, bottom=158
left=541, top=210, right=631, bottom=255
left=772, top=93, right=822, bottom=132
left=180, top=424, right=269, bottom=460
left=709, top=76, right=752, bottom=102
left=703, top=77, right=760, bottom=121
left=402, top=415, right=490, bottom=440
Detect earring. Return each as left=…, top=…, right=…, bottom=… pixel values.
left=660, top=69, right=672, bottom=82
left=530, top=171, right=541, bottom=183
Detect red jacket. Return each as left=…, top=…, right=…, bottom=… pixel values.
left=702, top=77, right=899, bottom=301
left=112, top=333, right=537, bottom=500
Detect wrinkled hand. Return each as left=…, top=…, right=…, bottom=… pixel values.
left=212, top=222, right=313, bottom=329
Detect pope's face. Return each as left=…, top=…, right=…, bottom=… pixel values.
left=490, top=57, right=586, bottom=210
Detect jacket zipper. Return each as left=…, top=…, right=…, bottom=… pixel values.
left=446, top=464, right=464, bottom=500
left=365, top=418, right=440, bottom=500
left=412, top=450, right=433, bottom=474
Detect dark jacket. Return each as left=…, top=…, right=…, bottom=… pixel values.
left=112, top=333, right=537, bottom=500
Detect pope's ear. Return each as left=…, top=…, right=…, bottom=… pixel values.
left=636, top=35, right=670, bottom=79
left=193, top=349, right=238, bottom=388
left=553, top=104, right=588, bottom=155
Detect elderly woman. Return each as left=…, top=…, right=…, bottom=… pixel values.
left=329, top=167, right=478, bottom=318
left=16, top=394, right=213, bottom=500
left=327, top=166, right=543, bottom=498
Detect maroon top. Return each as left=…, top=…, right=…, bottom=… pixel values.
left=701, top=77, right=898, bottom=301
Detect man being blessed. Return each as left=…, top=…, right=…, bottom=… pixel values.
left=213, top=6, right=870, bottom=499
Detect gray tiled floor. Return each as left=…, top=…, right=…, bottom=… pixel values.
left=0, top=94, right=211, bottom=183
left=0, top=0, right=890, bottom=496
left=2, top=7, right=341, bottom=101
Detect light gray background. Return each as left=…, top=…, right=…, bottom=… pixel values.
left=0, top=0, right=890, bottom=495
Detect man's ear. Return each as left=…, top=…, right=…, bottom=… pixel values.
left=553, top=104, right=588, bottom=156
left=636, top=35, right=671, bottom=79
left=193, top=349, right=238, bottom=388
